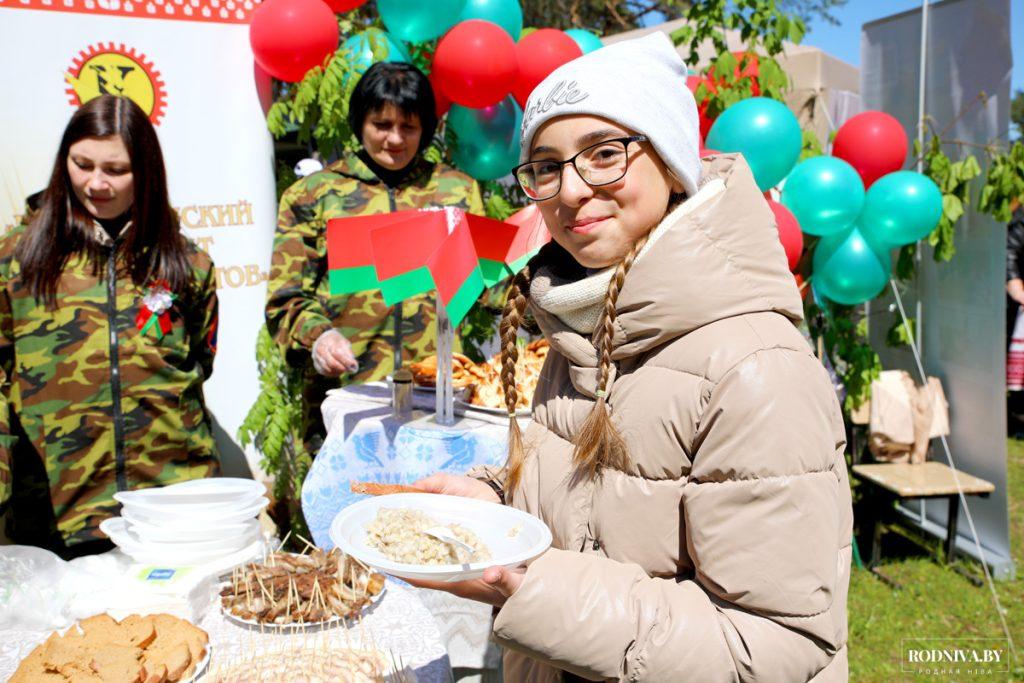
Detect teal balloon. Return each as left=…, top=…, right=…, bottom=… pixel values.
left=565, top=28, right=603, bottom=54
left=341, top=29, right=410, bottom=74
left=812, top=226, right=891, bottom=306
left=860, top=170, right=943, bottom=247
left=458, top=0, right=523, bottom=40
left=705, top=97, right=802, bottom=191
left=378, top=0, right=466, bottom=42
left=448, top=96, right=522, bottom=180
left=781, top=156, right=865, bottom=237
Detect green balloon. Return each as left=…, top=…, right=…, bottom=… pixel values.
left=564, top=28, right=603, bottom=54
left=378, top=0, right=466, bottom=42
left=341, top=29, right=410, bottom=74
left=448, top=96, right=522, bottom=181
left=457, top=0, right=523, bottom=40
left=860, top=170, right=943, bottom=247
left=705, top=97, right=802, bottom=191
left=812, top=226, right=891, bottom=306
left=781, top=156, right=865, bottom=236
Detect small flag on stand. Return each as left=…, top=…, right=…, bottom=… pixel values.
left=468, top=205, right=551, bottom=287
left=326, top=207, right=551, bottom=327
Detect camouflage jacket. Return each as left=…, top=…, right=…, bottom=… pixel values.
left=266, top=153, right=482, bottom=449
left=0, top=223, right=220, bottom=549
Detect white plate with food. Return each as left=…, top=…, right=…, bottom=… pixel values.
left=329, top=493, right=552, bottom=582
left=454, top=398, right=531, bottom=418
left=184, top=645, right=211, bottom=682
left=222, top=587, right=385, bottom=631
left=219, top=548, right=386, bottom=629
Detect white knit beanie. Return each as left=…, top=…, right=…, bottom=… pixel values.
left=519, top=32, right=701, bottom=197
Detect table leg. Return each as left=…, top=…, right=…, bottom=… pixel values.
left=945, top=494, right=960, bottom=564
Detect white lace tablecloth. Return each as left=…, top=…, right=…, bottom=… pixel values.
left=0, top=581, right=451, bottom=681
left=304, top=383, right=514, bottom=672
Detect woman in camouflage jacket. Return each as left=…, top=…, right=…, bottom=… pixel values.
left=266, top=62, right=483, bottom=455
left=0, top=96, right=219, bottom=558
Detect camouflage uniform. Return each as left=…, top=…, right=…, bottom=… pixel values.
left=0, top=223, right=220, bottom=551
left=266, top=152, right=483, bottom=455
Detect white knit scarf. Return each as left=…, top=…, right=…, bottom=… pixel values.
left=529, top=179, right=725, bottom=334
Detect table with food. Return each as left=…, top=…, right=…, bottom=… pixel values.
left=301, top=341, right=548, bottom=674
left=0, top=479, right=457, bottom=682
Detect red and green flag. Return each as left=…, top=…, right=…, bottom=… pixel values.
left=468, top=205, right=551, bottom=287
left=326, top=207, right=551, bottom=327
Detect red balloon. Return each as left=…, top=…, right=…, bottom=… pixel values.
left=253, top=62, right=275, bottom=115
left=324, top=0, right=366, bottom=11
left=250, top=0, right=339, bottom=83
left=513, top=29, right=583, bottom=108
left=686, top=74, right=702, bottom=93
left=428, top=69, right=452, bottom=118
left=767, top=199, right=803, bottom=271
left=832, top=111, right=908, bottom=188
left=433, top=20, right=518, bottom=109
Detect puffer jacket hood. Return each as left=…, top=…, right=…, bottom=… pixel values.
left=609, top=153, right=803, bottom=356
left=535, top=153, right=805, bottom=399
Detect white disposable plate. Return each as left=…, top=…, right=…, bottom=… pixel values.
left=115, top=489, right=266, bottom=516
left=114, top=478, right=264, bottom=506
left=329, top=493, right=551, bottom=582
left=101, top=518, right=261, bottom=562
left=454, top=398, right=531, bottom=418
left=126, top=520, right=261, bottom=553
left=120, top=496, right=268, bottom=527
left=123, top=515, right=260, bottom=543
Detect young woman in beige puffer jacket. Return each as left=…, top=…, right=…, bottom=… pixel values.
left=414, top=33, right=853, bottom=682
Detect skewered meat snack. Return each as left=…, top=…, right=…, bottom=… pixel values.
left=409, top=339, right=549, bottom=410
left=220, top=548, right=384, bottom=625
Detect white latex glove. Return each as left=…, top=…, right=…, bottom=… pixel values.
left=312, top=329, right=359, bottom=377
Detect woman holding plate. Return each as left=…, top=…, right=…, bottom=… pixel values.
left=413, top=34, right=852, bottom=682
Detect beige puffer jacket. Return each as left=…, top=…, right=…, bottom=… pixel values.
left=492, top=155, right=852, bottom=682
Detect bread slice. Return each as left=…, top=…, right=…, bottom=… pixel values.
left=89, top=643, right=144, bottom=682
left=118, top=615, right=158, bottom=649
left=42, top=632, right=93, bottom=676
left=148, top=614, right=208, bottom=666
left=141, top=641, right=191, bottom=682
left=9, top=635, right=66, bottom=682
left=140, top=661, right=168, bottom=683
left=78, top=613, right=122, bottom=640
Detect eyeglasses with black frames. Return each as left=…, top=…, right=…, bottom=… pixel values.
left=512, top=135, right=648, bottom=202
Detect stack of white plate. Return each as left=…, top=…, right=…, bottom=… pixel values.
left=100, top=478, right=268, bottom=566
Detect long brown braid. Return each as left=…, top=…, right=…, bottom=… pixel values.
left=571, top=233, right=650, bottom=482
left=499, top=266, right=531, bottom=498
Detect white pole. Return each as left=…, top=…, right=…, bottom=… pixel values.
left=912, top=0, right=930, bottom=526
left=915, top=0, right=929, bottom=360
left=435, top=297, right=455, bottom=426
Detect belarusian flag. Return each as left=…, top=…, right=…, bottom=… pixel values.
left=326, top=211, right=418, bottom=294
left=326, top=208, right=485, bottom=327
left=468, top=205, right=551, bottom=287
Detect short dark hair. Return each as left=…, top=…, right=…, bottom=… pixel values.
left=348, top=62, right=438, bottom=154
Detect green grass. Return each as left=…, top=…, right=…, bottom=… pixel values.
left=848, top=440, right=1024, bottom=681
